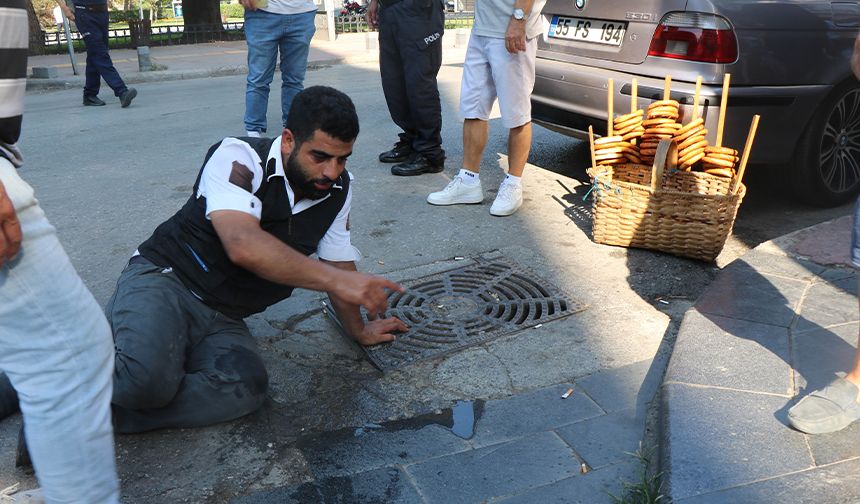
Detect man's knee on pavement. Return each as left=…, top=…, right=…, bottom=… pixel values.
left=214, top=346, right=269, bottom=404
left=113, top=357, right=183, bottom=410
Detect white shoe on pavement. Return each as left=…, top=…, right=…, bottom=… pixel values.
left=427, top=176, right=484, bottom=206
left=490, top=182, right=523, bottom=216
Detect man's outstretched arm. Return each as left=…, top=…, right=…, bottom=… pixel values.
left=210, top=209, right=403, bottom=316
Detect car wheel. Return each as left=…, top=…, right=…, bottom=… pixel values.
left=791, top=80, right=860, bottom=207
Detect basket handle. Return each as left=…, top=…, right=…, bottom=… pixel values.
left=650, top=139, right=678, bottom=193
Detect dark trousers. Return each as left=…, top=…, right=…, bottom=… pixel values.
left=73, top=7, right=127, bottom=98
left=105, top=260, right=269, bottom=433
left=378, top=0, right=445, bottom=163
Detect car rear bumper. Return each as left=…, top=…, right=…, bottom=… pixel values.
left=531, top=58, right=832, bottom=165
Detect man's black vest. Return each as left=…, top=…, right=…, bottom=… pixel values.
left=138, top=137, right=350, bottom=320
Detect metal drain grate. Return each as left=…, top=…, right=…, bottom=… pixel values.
left=330, top=256, right=587, bottom=370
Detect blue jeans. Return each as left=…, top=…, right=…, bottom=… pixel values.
left=0, top=158, right=119, bottom=504
left=243, top=9, right=316, bottom=134
left=74, top=7, right=128, bottom=97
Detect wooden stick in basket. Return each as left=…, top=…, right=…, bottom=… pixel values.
left=715, top=73, right=731, bottom=147
left=731, top=114, right=760, bottom=195
left=631, top=78, right=638, bottom=114
left=692, top=76, right=702, bottom=120
left=663, top=75, right=671, bottom=100
left=607, top=78, right=614, bottom=136
left=588, top=125, right=597, bottom=168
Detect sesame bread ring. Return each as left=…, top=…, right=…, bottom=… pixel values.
left=615, top=109, right=644, bottom=122
left=594, top=135, right=624, bottom=146
left=701, top=157, right=736, bottom=168
left=646, top=108, right=680, bottom=119
left=641, top=118, right=676, bottom=127
left=648, top=99, right=680, bottom=108
left=674, top=126, right=707, bottom=143
left=641, top=133, right=674, bottom=140
left=705, top=146, right=738, bottom=156
left=597, top=158, right=627, bottom=165
left=678, top=136, right=708, bottom=151
left=679, top=152, right=706, bottom=170
left=614, top=117, right=644, bottom=131
left=678, top=148, right=706, bottom=165
left=621, top=131, right=645, bottom=142
left=648, top=127, right=684, bottom=136
left=675, top=117, right=704, bottom=136
left=704, top=153, right=740, bottom=163
left=704, top=167, right=734, bottom=178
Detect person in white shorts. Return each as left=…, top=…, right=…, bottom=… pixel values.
left=426, top=0, right=545, bottom=216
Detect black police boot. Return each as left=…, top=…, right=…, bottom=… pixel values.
left=0, top=373, right=18, bottom=421
left=83, top=95, right=106, bottom=106
left=120, top=88, right=138, bottom=108
left=391, top=153, right=444, bottom=176
left=378, top=141, right=413, bottom=163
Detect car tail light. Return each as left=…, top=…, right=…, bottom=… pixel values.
left=648, top=12, right=738, bottom=63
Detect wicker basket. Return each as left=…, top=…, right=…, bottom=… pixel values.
left=587, top=140, right=746, bottom=262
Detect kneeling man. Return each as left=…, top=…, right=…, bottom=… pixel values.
left=108, top=86, right=406, bottom=433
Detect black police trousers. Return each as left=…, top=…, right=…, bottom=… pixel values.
left=378, top=0, right=445, bottom=164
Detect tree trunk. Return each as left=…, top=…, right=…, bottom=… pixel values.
left=182, top=0, right=224, bottom=41
left=27, top=0, right=46, bottom=55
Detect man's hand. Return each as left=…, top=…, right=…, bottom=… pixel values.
left=0, top=180, right=22, bottom=268
left=505, top=19, right=526, bottom=53
left=238, top=0, right=256, bottom=11
left=332, top=269, right=403, bottom=316
left=355, top=316, right=409, bottom=345
left=366, top=0, right=379, bottom=30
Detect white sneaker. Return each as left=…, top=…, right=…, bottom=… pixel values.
left=245, top=131, right=262, bottom=138
left=427, top=177, right=484, bottom=206
left=490, top=182, right=523, bottom=216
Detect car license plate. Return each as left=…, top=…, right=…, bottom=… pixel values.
left=548, top=16, right=626, bottom=46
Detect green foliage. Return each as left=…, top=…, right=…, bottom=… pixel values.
left=608, top=444, right=670, bottom=504
left=220, top=3, right=245, bottom=19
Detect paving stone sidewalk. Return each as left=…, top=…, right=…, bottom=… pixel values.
left=234, top=358, right=665, bottom=504
left=662, top=215, right=860, bottom=504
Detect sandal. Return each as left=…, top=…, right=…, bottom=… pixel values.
left=788, top=376, right=860, bottom=434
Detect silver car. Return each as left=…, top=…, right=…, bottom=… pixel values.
left=531, top=0, right=860, bottom=206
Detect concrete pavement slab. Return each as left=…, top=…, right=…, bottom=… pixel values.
left=493, top=460, right=640, bottom=504
left=661, top=383, right=813, bottom=501
left=667, top=310, right=792, bottom=395
left=555, top=408, right=644, bottom=469
left=694, top=259, right=808, bottom=327
left=575, top=358, right=666, bottom=414
left=468, top=384, right=603, bottom=448
left=406, top=431, right=583, bottom=504
left=675, top=457, right=860, bottom=504
left=792, top=324, right=860, bottom=392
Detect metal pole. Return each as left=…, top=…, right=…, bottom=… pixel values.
left=61, top=9, right=78, bottom=75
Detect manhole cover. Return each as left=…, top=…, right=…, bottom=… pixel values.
left=329, top=256, right=587, bottom=370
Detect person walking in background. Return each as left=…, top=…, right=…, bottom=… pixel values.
left=55, top=0, right=137, bottom=107
left=239, top=0, right=317, bottom=137
left=0, top=2, right=120, bottom=502
left=426, top=0, right=544, bottom=216
left=365, top=0, right=446, bottom=176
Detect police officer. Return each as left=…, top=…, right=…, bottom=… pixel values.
left=366, top=0, right=445, bottom=176
left=56, top=0, right=138, bottom=107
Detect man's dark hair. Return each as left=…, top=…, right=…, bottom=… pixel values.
left=286, top=86, right=359, bottom=145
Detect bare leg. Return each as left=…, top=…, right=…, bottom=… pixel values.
left=507, top=121, right=532, bottom=177
left=463, top=118, right=489, bottom=172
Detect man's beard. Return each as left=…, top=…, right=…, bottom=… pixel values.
left=285, top=151, right=334, bottom=200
